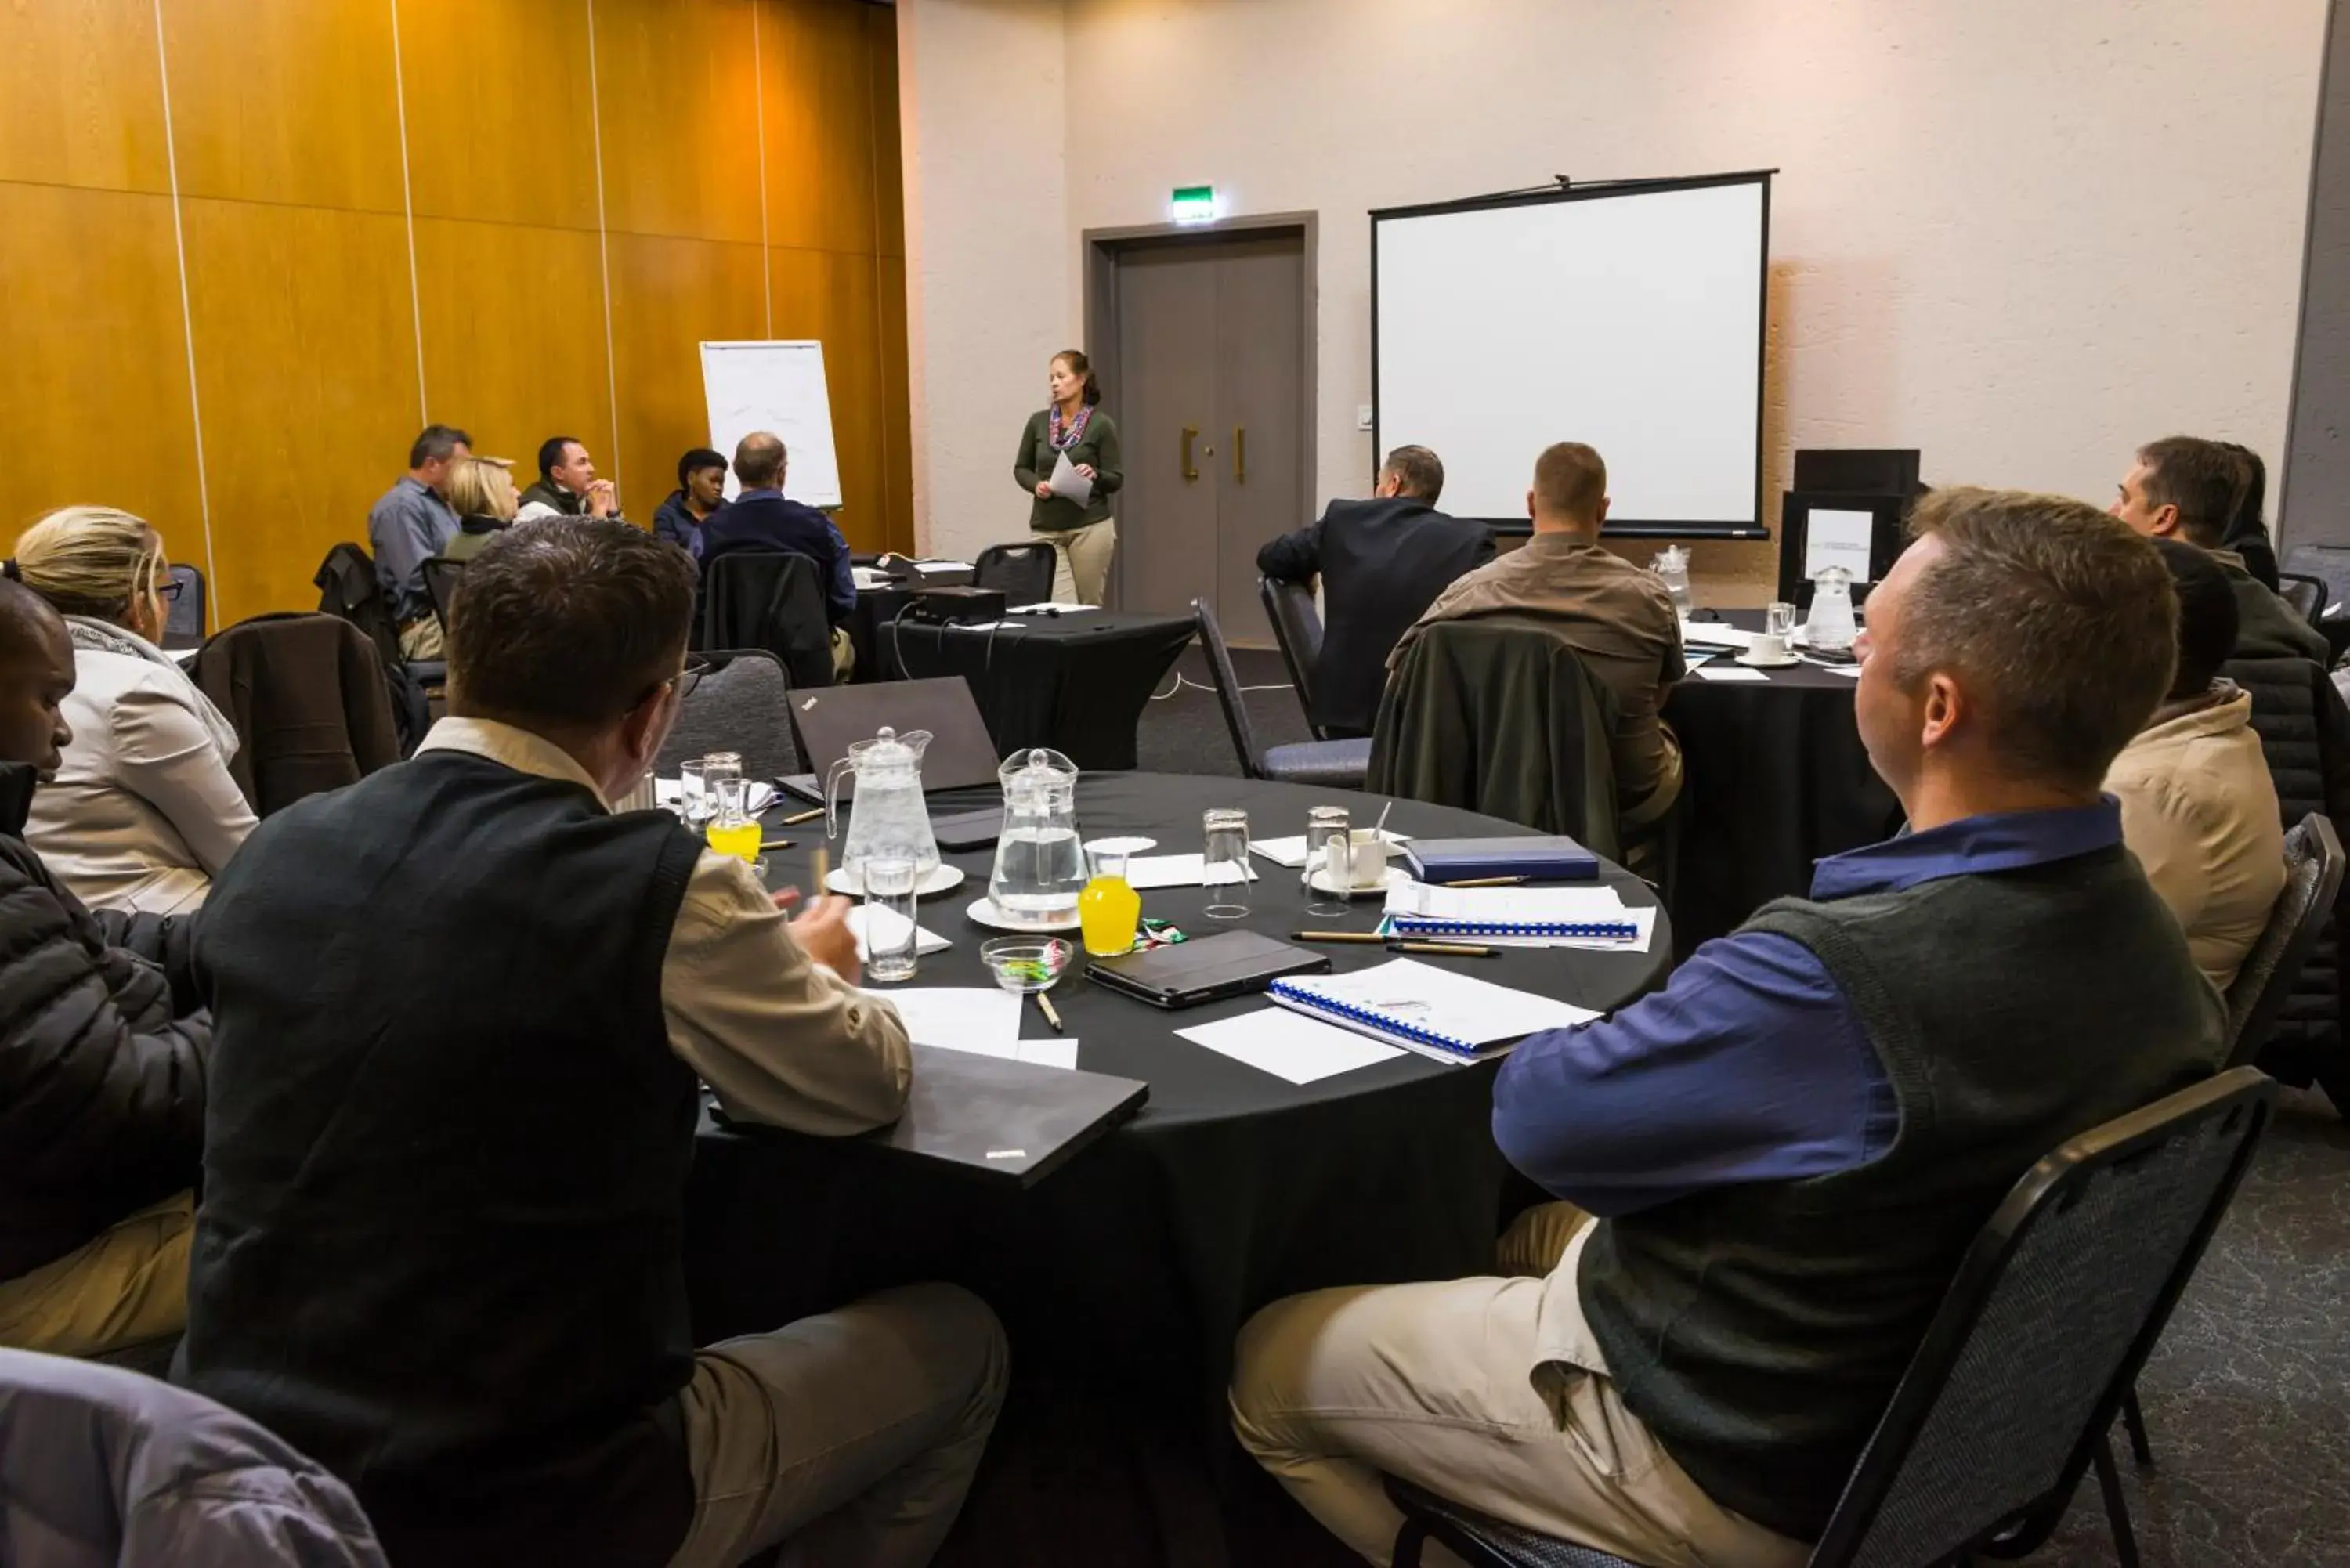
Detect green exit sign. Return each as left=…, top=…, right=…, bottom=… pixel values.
left=1170, top=185, right=1218, bottom=225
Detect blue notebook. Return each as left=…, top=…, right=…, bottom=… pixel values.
left=1266, top=958, right=1600, bottom=1064
left=1401, top=836, right=1600, bottom=883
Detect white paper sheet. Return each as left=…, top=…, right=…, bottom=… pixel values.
left=1009, top=1038, right=1079, bottom=1070
left=1248, top=830, right=1408, bottom=869
left=847, top=906, right=952, bottom=963
left=1003, top=602, right=1099, bottom=616
left=1177, top=1010, right=1405, bottom=1085
left=1824, top=663, right=1865, bottom=677
left=1047, top=450, right=1094, bottom=508
left=1679, top=619, right=1758, bottom=652
left=1384, top=883, right=1627, bottom=923
left=1119, top=853, right=1258, bottom=890
left=870, top=987, right=1021, bottom=1052
left=1804, top=507, right=1876, bottom=583
left=1694, top=665, right=1772, bottom=683
left=1269, top=958, right=1599, bottom=1060
left=913, top=559, right=968, bottom=573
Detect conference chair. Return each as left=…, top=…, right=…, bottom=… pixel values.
left=2225, top=814, right=2348, bottom=1068
left=1258, top=575, right=1329, bottom=739
left=421, top=556, right=466, bottom=638
left=1368, top=615, right=1623, bottom=863
left=700, top=551, right=834, bottom=689
left=2278, top=572, right=2330, bottom=627
left=654, top=649, right=797, bottom=784
left=188, top=613, right=403, bottom=817
left=164, top=563, right=206, bottom=649
left=2282, top=542, right=2350, bottom=663
left=312, top=541, right=436, bottom=750
left=1192, top=598, right=1371, bottom=787
left=1386, top=1068, right=2280, bottom=1568
left=973, top=542, right=1056, bottom=608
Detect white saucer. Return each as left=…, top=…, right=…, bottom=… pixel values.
left=826, top=862, right=967, bottom=898
left=1307, top=865, right=1412, bottom=897
left=1734, top=652, right=1802, bottom=669
left=964, top=895, right=1083, bottom=934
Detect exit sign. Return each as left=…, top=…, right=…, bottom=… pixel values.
left=1170, top=185, right=1218, bottom=225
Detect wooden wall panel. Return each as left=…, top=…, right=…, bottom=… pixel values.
left=593, top=0, right=764, bottom=244
left=181, top=200, right=421, bottom=622
left=867, top=2, right=903, bottom=260
left=159, top=0, right=404, bottom=212
left=397, top=0, right=600, bottom=231
left=760, top=0, right=878, bottom=255
left=0, top=0, right=168, bottom=193
left=877, top=255, right=913, bottom=552
left=0, top=183, right=197, bottom=549
left=414, top=218, right=615, bottom=488
left=771, top=245, right=886, bottom=549
left=609, top=233, right=766, bottom=506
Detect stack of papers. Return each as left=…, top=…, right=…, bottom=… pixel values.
left=869, top=987, right=1078, bottom=1070
left=1004, top=602, right=1099, bottom=616
left=1382, top=883, right=1658, bottom=952
left=1122, top=853, right=1257, bottom=890
left=1267, top=957, right=1598, bottom=1064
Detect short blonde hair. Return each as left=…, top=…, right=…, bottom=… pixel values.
left=446, top=456, right=518, bottom=522
left=13, top=506, right=168, bottom=620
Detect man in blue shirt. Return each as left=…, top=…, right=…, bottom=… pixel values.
left=1231, top=489, right=2225, bottom=1566
left=699, top=432, right=857, bottom=680
left=367, top=425, right=469, bottom=660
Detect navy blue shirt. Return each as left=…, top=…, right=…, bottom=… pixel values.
left=698, top=490, right=855, bottom=623
left=1491, top=800, right=2124, bottom=1216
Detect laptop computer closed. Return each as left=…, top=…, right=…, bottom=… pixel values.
left=781, top=677, right=1002, bottom=802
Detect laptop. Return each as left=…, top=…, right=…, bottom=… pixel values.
left=780, top=677, right=1003, bottom=803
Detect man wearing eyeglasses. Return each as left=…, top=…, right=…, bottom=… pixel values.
left=177, top=518, right=1007, bottom=1568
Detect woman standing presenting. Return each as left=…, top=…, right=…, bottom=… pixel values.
left=1014, top=349, right=1123, bottom=605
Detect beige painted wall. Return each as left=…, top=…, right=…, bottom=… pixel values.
left=903, top=0, right=2328, bottom=596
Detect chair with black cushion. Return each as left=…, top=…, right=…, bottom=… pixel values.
left=2278, top=571, right=2330, bottom=626
left=422, top=556, right=466, bottom=637
left=1192, top=598, right=1370, bottom=787
left=2225, top=813, right=2347, bottom=1068
left=1259, top=575, right=1329, bottom=739
left=1386, top=1067, right=2279, bottom=1568
left=310, top=543, right=433, bottom=751
left=654, top=649, right=798, bottom=784
left=163, top=563, right=206, bottom=649
left=700, top=551, right=835, bottom=690
left=973, top=542, right=1057, bottom=608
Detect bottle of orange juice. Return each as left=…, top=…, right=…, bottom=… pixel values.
left=704, top=777, right=762, bottom=863
left=1079, top=847, right=1141, bottom=956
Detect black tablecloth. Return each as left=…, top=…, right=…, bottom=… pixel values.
left=880, top=611, right=1197, bottom=769
left=1665, top=612, right=1902, bottom=952
left=686, top=774, right=1671, bottom=1553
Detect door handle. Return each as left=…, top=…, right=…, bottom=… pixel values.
left=1182, top=426, right=1199, bottom=482
left=1234, top=426, right=1246, bottom=483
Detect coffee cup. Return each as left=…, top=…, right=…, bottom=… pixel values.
left=1343, top=829, right=1390, bottom=891
left=1745, top=631, right=1789, bottom=663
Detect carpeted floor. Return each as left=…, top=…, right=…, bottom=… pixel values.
left=1129, top=650, right=2350, bottom=1568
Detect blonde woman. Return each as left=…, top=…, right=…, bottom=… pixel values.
left=12, top=508, right=255, bottom=915
left=441, top=456, right=519, bottom=564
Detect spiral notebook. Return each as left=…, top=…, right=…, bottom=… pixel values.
left=1265, top=958, right=1598, bottom=1064
left=1382, top=883, right=1643, bottom=944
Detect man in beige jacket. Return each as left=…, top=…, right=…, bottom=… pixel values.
left=2106, top=537, right=2284, bottom=992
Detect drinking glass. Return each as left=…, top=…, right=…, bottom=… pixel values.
left=1080, top=847, right=1141, bottom=956
left=678, top=759, right=714, bottom=828
left=1202, top=807, right=1252, bottom=919
left=1303, top=805, right=1351, bottom=917
left=1765, top=602, right=1798, bottom=638
left=862, top=855, right=920, bottom=983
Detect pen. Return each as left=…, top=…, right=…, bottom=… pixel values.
left=1386, top=939, right=1501, bottom=958
left=811, top=847, right=830, bottom=891
left=1292, top=930, right=1388, bottom=944
left=758, top=839, right=794, bottom=853
left=1444, top=875, right=1528, bottom=888
left=781, top=807, right=826, bottom=826
left=1034, top=990, right=1064, bottom=1032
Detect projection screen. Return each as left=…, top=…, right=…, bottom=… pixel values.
left=1372, top=174, right=1770, bottom=532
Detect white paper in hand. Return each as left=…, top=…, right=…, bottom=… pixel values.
left=1047, top=450, right=1094, bottom=509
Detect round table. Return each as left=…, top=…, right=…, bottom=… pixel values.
left=683, top=772, right=1672, bottom=1559
left=1665, top=613, right=1904, bottom=953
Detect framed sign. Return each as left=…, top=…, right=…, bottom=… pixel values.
left=1777, top=492, right=1912, bottom=609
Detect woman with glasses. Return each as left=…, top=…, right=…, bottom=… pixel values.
left=10, top=506, right=255, bottom=914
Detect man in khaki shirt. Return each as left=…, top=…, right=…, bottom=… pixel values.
left=1390, top=442, right=1685, bottom=826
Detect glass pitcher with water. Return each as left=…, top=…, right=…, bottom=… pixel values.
left=989, top=748, right=1086, bottom=925
left=1651, top=545, right=1694, bottom=618
left=1806, top=565, right=1859, bottom=656
left=824, top=727, right=941, bottom=886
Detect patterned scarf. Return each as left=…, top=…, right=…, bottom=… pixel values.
left=1047, top=401, right=1094, bottom=450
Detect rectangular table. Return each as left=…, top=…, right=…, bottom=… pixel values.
left=882, top=609, right=1197, bottom=770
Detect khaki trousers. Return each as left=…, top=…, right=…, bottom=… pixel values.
left=1231, top=1220, right=1808, bottom=1568
left=398, top=617, right=446, bottom=663
left=665, top=1283, right=1008, bottom=1568
left=830, top=625, right=857, bottom=682
left=1037, top=518, right=1116, bottom=605
left=0, top=1191, right=193, bottom=1357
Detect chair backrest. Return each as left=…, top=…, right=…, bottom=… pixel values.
left=2278, top=571, right=2330, bottom=625
left=2283, top=541, right=2350, bottom=616
left=1811, top=1067, right=2277, bottom=1568
left=190, top=612, right=404, bottom=816
left=654, top=649, right=798, bottom=782
left=164, top=563, right=206, bottom=649
left=1259, top=575, right=1325, bottom=737
left=700, top=551, right=833, bottom=688
left=312, top=542, right=405, bottom=674
left=973, top=542, right=1056, bottom=608
left=1193, top=597, right=1264, bottom=779
left=2224, top=812, right=2347, bottom=1067
left=422, top=556, right=466, bottom=634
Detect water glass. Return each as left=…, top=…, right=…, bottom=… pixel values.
left=1765, top=602, right=1798, bottom=638
left=678, top=759, right=713, bottom=827
left=1202, top=807, right=1252, bottom=919
left=1303, top=805, right=1351, bottom=917
left=862, top=855, right=920, bottom=983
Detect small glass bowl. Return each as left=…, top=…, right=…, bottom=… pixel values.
left=981, top=936, right=1075, bottom=994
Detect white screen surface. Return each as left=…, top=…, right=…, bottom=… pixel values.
left=700, top=340, right=844, bottom=508
left=1374, top=179, right=1766, bottom=526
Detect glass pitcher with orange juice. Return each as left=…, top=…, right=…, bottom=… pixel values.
left=704, top=775, right=762, bottom=863
left=1079, top=845, right=1141, bottom=956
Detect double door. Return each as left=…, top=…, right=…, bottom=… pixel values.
left=1110, top=229, right=1308, bottom=647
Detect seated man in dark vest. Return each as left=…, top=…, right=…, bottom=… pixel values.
left=177, top=518, right=1006, bottom=1568
left=1231, top=489, right=2224, bottom=1566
